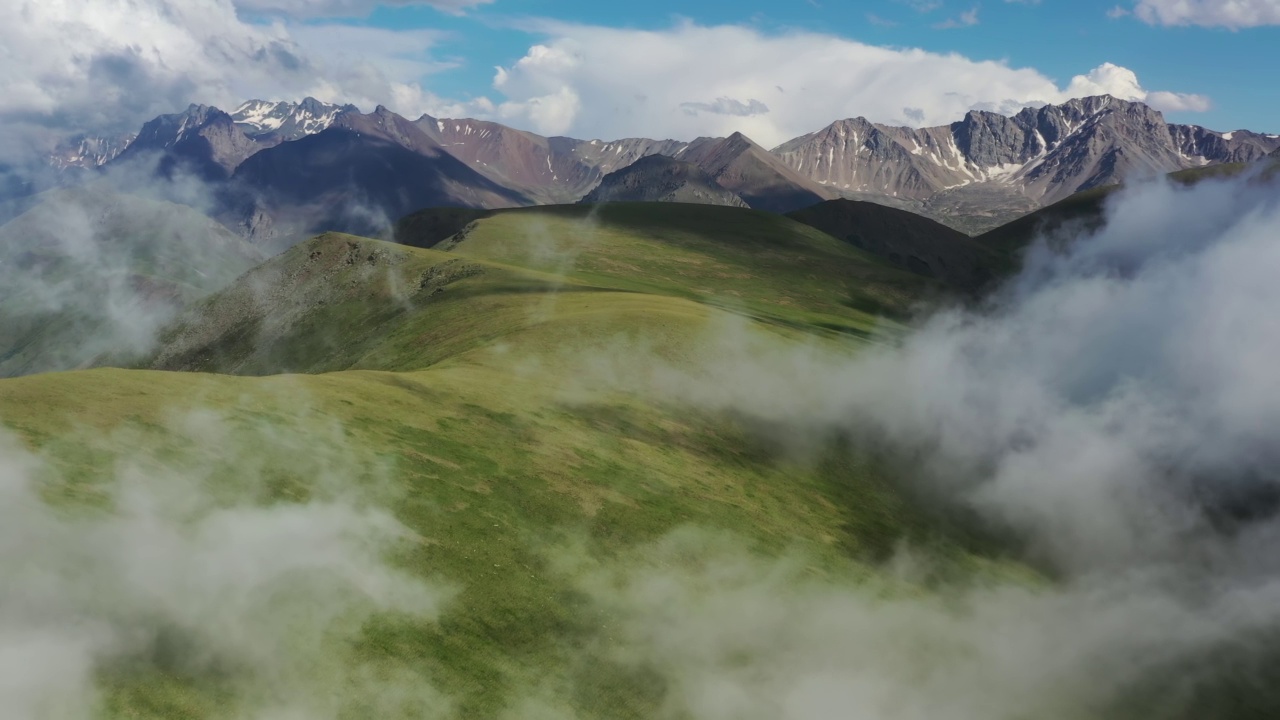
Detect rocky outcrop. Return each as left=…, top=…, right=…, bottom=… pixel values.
left=774, top=96, right=1280, bottom=208
left=232, top=97, right=358, bottom=142
left=112, top=104, right=266, bottom=180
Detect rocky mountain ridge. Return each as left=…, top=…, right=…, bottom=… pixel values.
left=232, top=97, right=358, bottom=142
left=48, top=134, right=136, bottom=170
left=52, top=95, right=1280, bottom=239
left=775, top=96, right=1280, bottom=207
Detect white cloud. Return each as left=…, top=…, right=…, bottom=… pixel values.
left=485, top=22, right=1210, bottom=147
left=934, top=7, right=981, bottom=28
left=680, top=98, right=771, bottom=118
left=232, top=0, right=492, bottom=18
left=1131, top=0, right=1280, bottom=28
left=1066, top=62, right=1212, bottom=112
left=0, top=0, right=461, bottom=159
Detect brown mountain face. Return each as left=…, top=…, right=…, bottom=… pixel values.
left=222, top=106, right=530, bottom=248
left=677, top=133, right=836, bottom=213
left=418, top=116, right=688, bottom=204
left=581, top=154, right=748, bottom=208
left=85, top=95, right=1280, bottom=245
left=774, top=96, right=1280, bottom=219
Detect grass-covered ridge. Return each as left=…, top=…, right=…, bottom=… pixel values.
left=0, top=201, right=1015, bottom=720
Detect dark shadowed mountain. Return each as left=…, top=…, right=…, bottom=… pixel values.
left=581, top=154, right=748, bottom=208
left=787, top=198, right=1003, bottom=290
left=221, top=106, right=530, bottom=248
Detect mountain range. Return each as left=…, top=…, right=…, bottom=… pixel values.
left=48, top=95, right=1280, bottom=241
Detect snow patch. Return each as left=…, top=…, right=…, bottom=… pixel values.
left=1221, top=131, right=1235, bottom=141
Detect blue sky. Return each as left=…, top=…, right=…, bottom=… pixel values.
left=2, top=0, right=1277, bottom=152
left=353, top=0, right=1278, bottom=135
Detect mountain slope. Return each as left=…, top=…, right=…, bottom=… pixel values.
left=580, top=154, right=748, bottom=207
left=411, top=202, right=930, bottom=329
left=156, top=202, right=931, bottom=378
left=232, top=97, right=358, bottom=142
left=775, top=96, right=1280, bottom=224
left=110, top=104, right=266, bottom=180
left=0, top=219, right=984, bottom=716
left=0, top=188, right=262, bottom=377
left=221, top=107, right=531, bottom=248
left=787, top=199, right=1004, bottom=290
left=678, top=133, right=836, bottom=213
left=48, top=133, right=136, bottom=170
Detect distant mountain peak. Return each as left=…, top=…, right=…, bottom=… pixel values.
left=48, top=133, right=135, bottom=170
left=774, top=95, right=1280, bottom=218
left=232, top=98, right=358, bottom=141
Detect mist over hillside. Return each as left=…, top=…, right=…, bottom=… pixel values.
left=1, top=3, right=1279, bottom=717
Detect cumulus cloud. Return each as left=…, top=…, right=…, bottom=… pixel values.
left=0, top=0, right=464, bottom=164
left=487, top=21, right=1210, bottom=146
left=1065, top=62, right=1212, bottom=111
left=1131, top=0, right=1280, bottom=28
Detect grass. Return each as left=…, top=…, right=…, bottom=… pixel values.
left=0, top=202, right=1020, bottom=719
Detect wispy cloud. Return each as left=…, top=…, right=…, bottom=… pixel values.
left=1128, top=0, right=1280, bottom=28
left=934, top=6, right=981, bottom=27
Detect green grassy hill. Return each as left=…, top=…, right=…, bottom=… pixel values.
left=787, top=198, right=1009, bottom=292
left=0, top=203, right=1012, bottom=720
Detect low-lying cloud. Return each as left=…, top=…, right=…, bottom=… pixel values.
left=0, top=404, right=449, bottom=719
left=562, top=167, right=1280, bottom=716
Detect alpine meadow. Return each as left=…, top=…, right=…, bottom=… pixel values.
left=2, top=1, right=1280, bottom=719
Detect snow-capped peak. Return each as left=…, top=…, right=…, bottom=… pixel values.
left=231, top=98, right=359, bottom=141
left=48, top=133, right=136, bottom=169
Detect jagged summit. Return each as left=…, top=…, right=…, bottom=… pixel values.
left=47, top=133, right=135, bottom=170
left=39, top=94, right=1280, bottom=238
left=112, top=104, right=262, bottom=180
left=232, top=97, right=358, bottom=141
left=774, top=95, right=1280, bottom=208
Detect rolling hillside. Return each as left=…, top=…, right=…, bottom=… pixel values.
left=0, top=205, right=995, bottom=720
